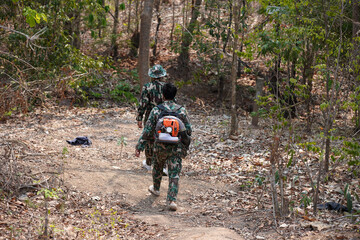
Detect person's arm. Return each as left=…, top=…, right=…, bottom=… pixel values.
left=142, top=107, right=158, bottom=140
left=135, top=107, right=158, bottom=157
left=136, top=85, right=149, bottom=123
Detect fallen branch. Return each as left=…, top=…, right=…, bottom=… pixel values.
left=0, top=25, right=48, bottom=50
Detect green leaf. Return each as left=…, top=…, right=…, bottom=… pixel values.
left=41, top=13, right=47, bottom=22
left=27, top=17, right=36, bottom=27
left=287, top=151, right=294, bottom=168
left=119, top=3, right=125, bottom=10
left=320, top=102, right=329, bottom=111
left=344, top=184, right=349, bottom=197
left=89, top=13, right=94, bottom=24
left=35, top=13, right=41, bottom=23
left=346, top=193, right=353, bottom=213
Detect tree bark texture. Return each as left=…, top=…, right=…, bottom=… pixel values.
left=72, top=7, right=81, bottom=49
left=230, top=0, right=240, bottom=136
left=251, top=77, right=264, bottom=127
left=127, top=0, right=133, bottom=33
left=138, top=0, right=154, bottom=89
left=270, top=135, right=281, bottom=220
left=353, top=0, right=360, bottom=40
left=177, top=0, right=202, bottom=78
left=152, top=0, right=162, bottom=58
left=222, top=0, right=233, bottom=53
left=352, top=0, right=360, bottom=131
left=112, top=0, right=120, bottom=59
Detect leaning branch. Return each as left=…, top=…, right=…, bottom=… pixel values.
left=0, top=25, right=48, bottom=50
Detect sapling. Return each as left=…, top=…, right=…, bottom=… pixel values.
left=117, top=136, right=128, bottom=158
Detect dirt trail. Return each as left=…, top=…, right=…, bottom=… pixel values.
left=3, top=105, right=357, bottom=239
left=43, top=107, right=243, bottom=239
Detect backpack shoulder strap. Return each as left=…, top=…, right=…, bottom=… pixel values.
left=157, top=104, right=166, bottom=111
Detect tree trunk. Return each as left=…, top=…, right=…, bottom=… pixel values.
left=353, top=0, right=360, bottom=40
left=177, top=0, right=202, bottom=79
left=353, top=0, right=360, bottom=131
left=152, top=0, right=162, bottom=58
left=112, top=0, right=120, bottom=59
left=138, top=0, right=154, bottom=89
left=170, top=0, right=175, bottom=45
left=222, top=0, right=232, bottom=53
left=270, top=135, right=281, bottom=221
left=252, top=77, right=264, bottom=127
left=73, top=7, right=81, bottom=49
left=127, top=0, right=133, bottom=33
left=303, top=41, right=315, bottom=132
left=230, top=0, right=240, bottom=136
left=135, top=0, right=141, bottom=33
left=98, top=0, right=105, bottom=38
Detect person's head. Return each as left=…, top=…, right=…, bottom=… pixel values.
left=162, top=83, right=177, bottom=100
left=148, top=64, right=167, bottom=79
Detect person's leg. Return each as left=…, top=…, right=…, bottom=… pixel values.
left=167, top=155, right=182, bottom=202
left=145, top=141, right=154, bottom=166
left=152, top=150, right=167, bottom=191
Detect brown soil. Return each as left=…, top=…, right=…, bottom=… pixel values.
left=0, top=101, right=359, bottom=239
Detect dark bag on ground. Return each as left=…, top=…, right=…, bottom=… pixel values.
left=66, top=136, right=92, bottom=146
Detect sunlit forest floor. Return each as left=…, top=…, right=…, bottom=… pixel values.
left=0, top=88, right=359, bottom=239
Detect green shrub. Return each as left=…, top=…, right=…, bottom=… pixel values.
left=110, top=81, right=139, bottom=103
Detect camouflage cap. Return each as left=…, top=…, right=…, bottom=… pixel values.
left=148, top=64, right=167, bottom=78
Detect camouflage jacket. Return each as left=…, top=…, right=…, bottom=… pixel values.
left=136, top=80, right=164, bottom=122
left=136, top=100, right=192, bottom=153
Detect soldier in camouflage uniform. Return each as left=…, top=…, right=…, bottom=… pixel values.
left=135, top=83, right=192, bottom=211
left=137, top=65, right=166, bottom=169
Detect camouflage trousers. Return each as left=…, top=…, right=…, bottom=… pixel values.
left=145, top=141, right=154, bottom=166
left=153, top=145, right=182, bottom=202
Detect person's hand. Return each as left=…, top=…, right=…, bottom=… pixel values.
left=135, top=149, right=141, bottom=157
left=137, top=121, right=143, bottom=128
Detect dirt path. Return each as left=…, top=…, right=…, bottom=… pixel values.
left=3, top=105, right=357, bottom=239
left=35, top=107, right=243, bottom=239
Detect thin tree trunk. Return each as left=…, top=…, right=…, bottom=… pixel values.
left=177, top=0, right=202, bottom=79
left=223, top=0, right=232, bottom=52
left=73, top=6, right=81, bottom=49
left=303, top=41, right=315, bottom=132
left=170, top=0, right=175, bottom=45
left=127, top=0, right=133, bottom=33
left=43, top=196, right=49, bottom=238
left=270, top=135, right=281, bottom=222
left=353, top=0, right=360, bottom=40
left=135, top=0, right=141, bottom=33
left=252, top=77, right=264, bottom=127
left=353, top=0, right=360, bottom=131
left=112, top=0, right=120, bottom=59
left=98, top=0, right=105, bottom=38
left=152, top=0, right=162, bottom=58
left=138, top=0, right=154, bottom=89
left=230, top=0, right=240, bottom=136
